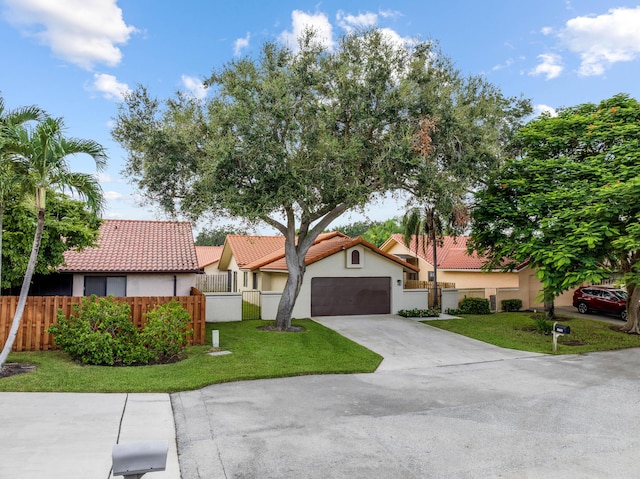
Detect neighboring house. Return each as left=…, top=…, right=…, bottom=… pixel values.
left=380, top=234, right=577, bottom=310
left=195, top=246, right=224, bottom=274
left=515, top=261, right=574, bottom=309
left=56, top=219, right=202, bottom=297
left=218, top=232, right=419, bottom=317
left=380, top=234, right=520, bottom=289
left=218, top=235, right=286, bottom=292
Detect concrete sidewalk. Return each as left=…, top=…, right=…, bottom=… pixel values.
left=0, top=392, right=180, bottom=479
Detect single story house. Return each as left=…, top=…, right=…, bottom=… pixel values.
left=380, top=234, right=519, bottom=289
left=195, top=246, right=224, bottom=274
left=217, top=232, right=419, bottom=317
left=380, top=234, right=577, bottom=310
left=56, top=219, right=202, bottom=297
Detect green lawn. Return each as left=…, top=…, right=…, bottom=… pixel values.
left=426, top=312, right=640, bottom=354
left=0, top=319, right=382, bottom=393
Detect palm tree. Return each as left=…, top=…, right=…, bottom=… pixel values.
left=0, top=97, right=45, bottom=292
left=403, top=189, right=468, bottom=308
left=0, top=116, right=106, bottom=370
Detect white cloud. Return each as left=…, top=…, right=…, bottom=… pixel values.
left=534, top=104, right=558, bottom=117
left=3, top=0, right=137, bottom=70
left=336, top=10, right=378, bottom=32
left=181, top=75, right=207, bottom=100
left=493, top=58, right=514, bottom=71
left=561, top=7, right=640, bottom=76
left=378, top=9, right=402, bottom=20
left=104, top=190, right=123, bottom=200
left=378, top=27, right=415, bottom=50
left=89, top=73, right=130, bottom=100
left=529, top=53, right=563, bottom=79
left=279, top=10, right=334, bottom=51
left=234, top=32, right=250, bottom=56
left=541, top=26, right=553, bottom=35
left=95, top=172, right=114, bottom=182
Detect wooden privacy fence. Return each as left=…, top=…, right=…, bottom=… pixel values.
left=195, top=273, right=229, bottom=292
left=404, top=280, right=456, bottom=290
left=0, top=287, right=206, bottom=352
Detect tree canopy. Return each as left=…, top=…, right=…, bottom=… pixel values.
left=470, top=94, right=640, bottom=328
left=113, top=29, right=529, bottom=329
left=1, top=191, right=102, bottom=290
left=333, top=218, right=403, bottom=247
left=195, top=225, right=249, bottom=246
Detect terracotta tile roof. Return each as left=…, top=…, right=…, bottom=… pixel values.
left=195, top=246, right=223, bottom=268
left=382, top=234, right=494, bottom=270
left=224, top=235, right=286, bottom=267
left=61, top=220, right=201, bottom=273
left=254, top=233, right=419, bottom=273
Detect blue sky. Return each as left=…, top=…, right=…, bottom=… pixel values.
left=2, top=0, right=640, bottom=234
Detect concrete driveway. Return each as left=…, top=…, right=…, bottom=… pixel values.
left=172, top=314, right=640, bottom=478
left=556, top=305, right=627, bottom=325
left=313, top=315, right=542, bottom=371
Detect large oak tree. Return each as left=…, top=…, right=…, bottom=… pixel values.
left=113, top=29, right=524, bottom=329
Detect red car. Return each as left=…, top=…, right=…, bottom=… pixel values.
left=573, top=286, right=628, bottom=321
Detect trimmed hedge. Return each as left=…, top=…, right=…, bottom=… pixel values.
left=501, top=299, right=523, bottom=312
left=459, top=297, right=491, bottom=315
left=397, top=308, right=440, bottom=318
left=48, top=296, right=192, bottom=366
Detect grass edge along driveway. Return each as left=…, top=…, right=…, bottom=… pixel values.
left=0, top=319, right=382, bottom=393
left=3, top=312, right=639, bottom=393
left=426, top=311, right=640, bottom=355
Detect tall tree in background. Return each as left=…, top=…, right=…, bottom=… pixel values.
left=402, top=80, right=531, bottom=306
left=332, top=218, right=402, bottom=246
left=1, top=192, right=102, bottom=291
left=0, top=117, right=106, bottom=370
left=470, top=94, right=640, bottom=327
left=195, top=226, right=248, bottom=246
left=0, top=97, right=45, bottom=293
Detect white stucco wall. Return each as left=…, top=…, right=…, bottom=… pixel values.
left=400, top=289, right=430, bottom=310
left=204, top=292, right=242, bottom=322
left=203, top=263, right=222, bottom=275
left=71, top=273, right=196, bottom=297
left=261, top=291, right=282, bottom=320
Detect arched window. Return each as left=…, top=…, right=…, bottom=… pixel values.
left=351, top=250, right=360, bottom=265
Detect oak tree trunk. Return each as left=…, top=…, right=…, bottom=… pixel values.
left=274, top=236, right=308, bottom=331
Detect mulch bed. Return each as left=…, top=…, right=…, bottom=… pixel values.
left=0, top=363, right=37, bottom=379
left=257, top=325, right=306, bottom=333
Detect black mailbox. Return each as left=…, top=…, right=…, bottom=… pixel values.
left=554, top=324, right=570, bottom=335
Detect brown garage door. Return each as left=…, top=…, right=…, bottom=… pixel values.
left=311, top=277, right=391, bottom=316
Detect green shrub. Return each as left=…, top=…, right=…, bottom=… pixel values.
left=397, top=308, right=440, bottom=318
left=48, top=297, right=193, bottom=366
left=532, top=314, right=553, bottom=334
left=48, top=296, right=150, bottom=366
left=458, top=297, right=491, bottom=315
left=501, top=299, right=523, bottom=312
left=141, top=301, right=193, bottom=363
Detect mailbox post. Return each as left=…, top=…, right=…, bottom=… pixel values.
left=552, top=322, right=570, bottom=352
left=112, top=440, right=168, bottom=479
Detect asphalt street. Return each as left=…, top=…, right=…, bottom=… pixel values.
left=172, top=315, right=640, bottom=478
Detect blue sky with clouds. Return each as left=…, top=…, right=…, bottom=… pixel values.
left=1, top=1, right=640, bottom=233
